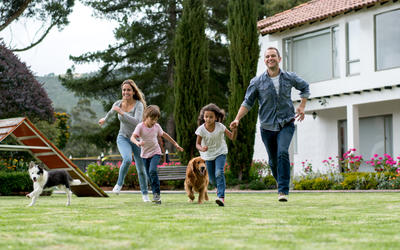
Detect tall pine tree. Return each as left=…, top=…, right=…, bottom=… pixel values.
left=174, top=0, right=208, bottom=163
left=227, top=0, right=259, bottom=181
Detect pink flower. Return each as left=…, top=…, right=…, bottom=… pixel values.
left=374, top=154, right=379, bottom=158
left=378, top=157, right=383, bottom=160
left=351, top=148, right=356, bottom=152
left=328, top=157, right=332, bottom=160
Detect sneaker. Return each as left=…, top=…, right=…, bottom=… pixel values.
left=142, top=194, right=151, bottom=202
left=112, top=184, right=122, bottom=195
left=215, top=197, right=225, bottom=207
left=278, top=193, right=288, bottom=202
left=152, top=193, right=161, bottom=204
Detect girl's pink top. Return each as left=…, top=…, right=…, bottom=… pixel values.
left=133, top=122, right=164, bottom=158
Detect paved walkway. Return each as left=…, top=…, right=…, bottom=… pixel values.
left=54, top=189, right=400, bottom=195
left=101, top=189, right=400, bottom=195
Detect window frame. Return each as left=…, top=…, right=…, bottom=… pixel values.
left=345, top=20, right=361, bottom=76
left=283, top=25, right=340, bottom=83
left=374, top=8, right=400, bottom=71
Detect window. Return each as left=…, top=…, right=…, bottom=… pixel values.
left=375, top=9, right=400, bottom=70
left=339, top=115, right=393, bottom=172
left=346, top=20, right=361, bottom=76
left=284, top=26, right=340, bottom=83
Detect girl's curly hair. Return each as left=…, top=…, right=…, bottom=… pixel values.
left=197, top=103, right=225, bottom=126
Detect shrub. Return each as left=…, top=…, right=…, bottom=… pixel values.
left=365, top=153, right=400, bottom=173
left=293, top=179, right=315, bottom=190
left=341, top=173, right=378, bottom=190
left=311, top=177, right=334, bottom=190
left=340, top=148, right=363, bottom=173
left=0, top=158, right=29, bottom=172
left=249, top=160, right=270, bottom=182
left=86, top=162, right=139, bottom=188
left=248, top=180, right=267, bottom=190
left=0, top=171, right=32, bottom=195
left=263, top=175, right=277, bottom=189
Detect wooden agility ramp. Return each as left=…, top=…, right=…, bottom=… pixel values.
left=0, top=117, right=108, bottom=197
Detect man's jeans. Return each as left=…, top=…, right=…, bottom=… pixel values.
left=143, top=154, right=161, bottom=195
left=206, top=154, right=227, bottom=198
left=116, top=135, right=148, bottom=195
left=260, top=122, right=295, bottom=195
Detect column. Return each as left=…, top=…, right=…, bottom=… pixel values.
left=346, top=104, right=359, bottom=151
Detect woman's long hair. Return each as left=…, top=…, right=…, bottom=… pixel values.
left=121, top=79, right=146, bottom=107
left=197, top=103, right=225, bottom=126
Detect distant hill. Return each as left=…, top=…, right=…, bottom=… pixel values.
left=37, top=74, right=106, bottom=119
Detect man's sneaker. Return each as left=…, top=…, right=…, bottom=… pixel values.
left=152, top=193, right=161, bottom=204
left=142, top=194, right=151, bottom=202
left=112, top=184, right=122, bottom=195
left=278, top=193, right=288, bottom=202
left=215, top=197, right=225, bottom=207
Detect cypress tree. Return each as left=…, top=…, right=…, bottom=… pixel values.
left=227, top=0, right=259, bottom=181
left=174, top=0, right=209, bottom=164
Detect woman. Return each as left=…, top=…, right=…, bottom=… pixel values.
left=98, top=79, right=150, bottom=202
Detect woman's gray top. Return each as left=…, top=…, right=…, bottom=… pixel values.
left=103, top=100, right=144, bottom=138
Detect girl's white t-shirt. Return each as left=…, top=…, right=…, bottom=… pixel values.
left=195, top=122, right=228, bottom=161
left=133, top=122, right=163, bottom=158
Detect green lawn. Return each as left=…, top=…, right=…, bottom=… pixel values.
left=1, top=192, right=400, bottom=249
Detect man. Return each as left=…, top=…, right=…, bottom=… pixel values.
left=229, top=47, right=310, bottom=202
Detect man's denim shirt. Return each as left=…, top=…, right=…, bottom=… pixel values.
left=241, top=70, right=310, bottom=131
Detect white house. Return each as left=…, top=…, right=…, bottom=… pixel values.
left=253, top=0, right=400, bottom=175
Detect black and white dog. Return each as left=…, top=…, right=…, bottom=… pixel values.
left=27, top=161, right=81, bottom=206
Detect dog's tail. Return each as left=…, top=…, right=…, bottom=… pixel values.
left=70, top=179, right=81, bottom=186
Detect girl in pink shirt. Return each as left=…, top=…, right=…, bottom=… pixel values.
left=131, top=105, right=183, bottom=204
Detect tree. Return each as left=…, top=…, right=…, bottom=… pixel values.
left=60, top=0, right=230, bottom=154
left=63, top=99, right=103, bottom=157
left=174, top=0, right=209, bottom=163
left=257, top=0, right=310, bottom=19
left=0, top=0, right=75, bottom=51
left=0, top=42, right=54, bottom=122
left=226, top=0, right=259, bottom=181
left=60, top=0, right=182, bottom=151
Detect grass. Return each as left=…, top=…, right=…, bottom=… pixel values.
left=1, top=192, right=400, bottom=249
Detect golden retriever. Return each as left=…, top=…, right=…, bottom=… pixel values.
left=185, top=157, right=209, bottom=204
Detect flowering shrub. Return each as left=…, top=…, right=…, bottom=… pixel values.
left=157, top=161, right=182, bottom=167
left=87, top=161, right=184, bottom=188
left=301, top=160, right=313, bottom=174
left=365, top=154, right=400, bottom=173
left=249, top=159, right=271, bottom=180
left=322, top=156, right=340, bottom=173
left=87, top=161, right=138, bottom=188
left=340, top=148, right=363, bottom=173
left=293, top=172, right=394, bottom=190
left=0, top=158, right=29, bottom=172
left=377, top=173, right=400, bottom=189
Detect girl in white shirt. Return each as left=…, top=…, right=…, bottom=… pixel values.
left=195, top=103, right=237, bottom=206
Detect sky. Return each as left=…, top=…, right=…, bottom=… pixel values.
left=1, top=2, right=118, bottom=76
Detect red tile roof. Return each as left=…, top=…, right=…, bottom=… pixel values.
left=257, top=0, right=391, bottom=35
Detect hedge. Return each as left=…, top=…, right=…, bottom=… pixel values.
left=0, top=171, right=32, bottom=195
